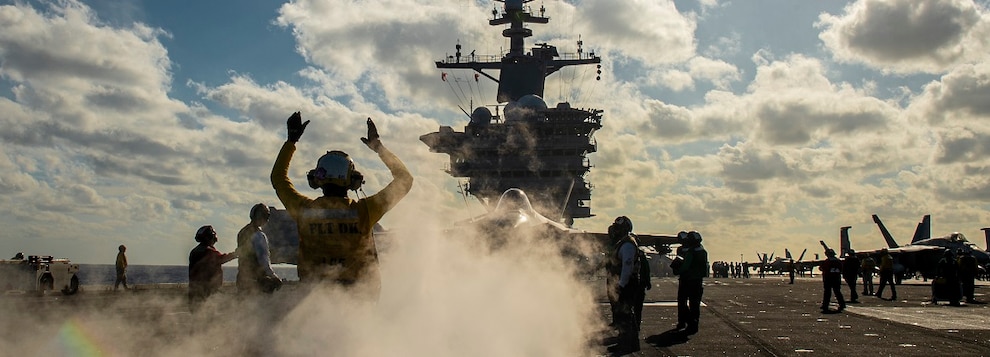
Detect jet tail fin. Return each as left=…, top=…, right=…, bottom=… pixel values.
left=840, top=226, right=852, bottom=256
left=797, top=248, right=807, bottom=261
left=785, top=249, right=792, bottom=260
left=982, top=228, right=990, bottom=251
left=911, top=215, right=931, bottom=243
left=872, top=214, right=900, bottom=248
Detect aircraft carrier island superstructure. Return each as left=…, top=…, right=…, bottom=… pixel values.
left=420, top=0, right=602, bottom=226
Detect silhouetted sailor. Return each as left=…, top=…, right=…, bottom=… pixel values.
left=842, top=250, right=860, bottom=303
left=860, top=255, right=876, bottom=296
left=675, top=231, right=707, bottom=334
left=875, top=248, right=896, bottom=300
left=957, top=249, right=981, bottom=304
left=237, top=203, right=281, bottom=294
left=933, top=249, right=961, bottom=306
left=819, top=249, right=845, bottom=313
left=114, top=245, right=129, bottom=291
left=188, top=225, right=236, bottom=312
left=606, top=216, right=641, bottom=354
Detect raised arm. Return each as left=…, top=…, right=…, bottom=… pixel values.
left=271, top=112, right=312, bottom=212
left=361, top=118, right=413, bottom=223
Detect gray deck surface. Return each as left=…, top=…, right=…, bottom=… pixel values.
left=597, top=276, right=990, bottom=356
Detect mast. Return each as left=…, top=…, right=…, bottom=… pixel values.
left=436, top=0, right=601, bottom=103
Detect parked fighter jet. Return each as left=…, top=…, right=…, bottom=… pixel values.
left=756, top=251, right=787, bottom=275
left=784, top=248, right=823, bottom=275
left=837, top=215, right=990, bottom=282
left=753, top=248, right=820, bottom=276
left=753, top=252, right=774, bottom=275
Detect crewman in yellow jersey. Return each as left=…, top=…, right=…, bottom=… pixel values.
left=271, top=112, right=413, bottom=298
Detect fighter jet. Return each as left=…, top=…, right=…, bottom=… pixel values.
left=753, top=252, right=783, bottom=276
left=782, top=248, right=823, bottom=275
left=751, top=249, right=819, bottom=276
left=265, top=188, right=681, bottom=268
left=837, top=215, right=990, bottom=282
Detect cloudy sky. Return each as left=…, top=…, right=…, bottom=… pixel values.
left=2, top=0, right=989, bottom=266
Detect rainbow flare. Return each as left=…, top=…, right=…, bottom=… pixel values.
left=47, top=317, right=111, bottom=357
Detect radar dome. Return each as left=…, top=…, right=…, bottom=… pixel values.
left=518, top=94, right=548, bottom=111
left=470, top=106, right=493, bottom=127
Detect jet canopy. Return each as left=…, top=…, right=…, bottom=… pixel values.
left=944, top=232, right=968, bottom=243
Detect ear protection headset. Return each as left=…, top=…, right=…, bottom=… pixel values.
left=308, top=151, right=364, bottom=191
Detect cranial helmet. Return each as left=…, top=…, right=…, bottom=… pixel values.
left=308, top=151, right=364, bottom=190
left=195, top=225, right=217, bottom=243
left=687, top=231, right=703, bottom=243
left=613, top=216, right=633, bottom=235
left=250, top=203, right=270, bottom=221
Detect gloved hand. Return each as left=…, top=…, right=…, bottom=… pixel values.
left=259, top=274, right=283, bottom=293
left=360, top=117, right=383, bottom=152
left=286, top=111, right=310, bottom=142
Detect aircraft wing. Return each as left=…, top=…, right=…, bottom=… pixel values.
left=795, top=258, right=826, bottom=270
left=847, top=244, right=942, bottom=257
left=888, top=245, right=941, bottom=254
left=266, top=188, right=683, bottom=264
left=578, top=232, right=679, bottom=249
left=633, top=234, right=680, bottom=250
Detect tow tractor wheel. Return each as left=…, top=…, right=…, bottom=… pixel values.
left=39, top=275, right=54, bottom=296
left=62, top=275, right=80, bottom=295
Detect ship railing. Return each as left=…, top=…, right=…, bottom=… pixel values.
left=544, top=114, right=602, bottom=124
left=556, top=52, right=600, bottom=61
left=439, top=51, right=599, bottom=65
left=439, top=54, right=502, bottom=64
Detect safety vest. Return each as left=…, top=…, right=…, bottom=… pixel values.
left=608, top=234, right=641, bottom=283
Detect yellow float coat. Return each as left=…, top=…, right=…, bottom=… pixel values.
left=271, top=141, right=412, bottom=285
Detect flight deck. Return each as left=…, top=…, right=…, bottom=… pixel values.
left=602, top=276, right=990, bottom=356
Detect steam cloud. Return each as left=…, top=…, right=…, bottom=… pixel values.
left=0, top=200, right=605, bottom=356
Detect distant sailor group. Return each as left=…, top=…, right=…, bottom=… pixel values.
left=816, top=245, right=984, bottom=313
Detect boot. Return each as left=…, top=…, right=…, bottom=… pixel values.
left=606, top=333, right=640, bottom=354
left=684, top=324, right=698, bottom=335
